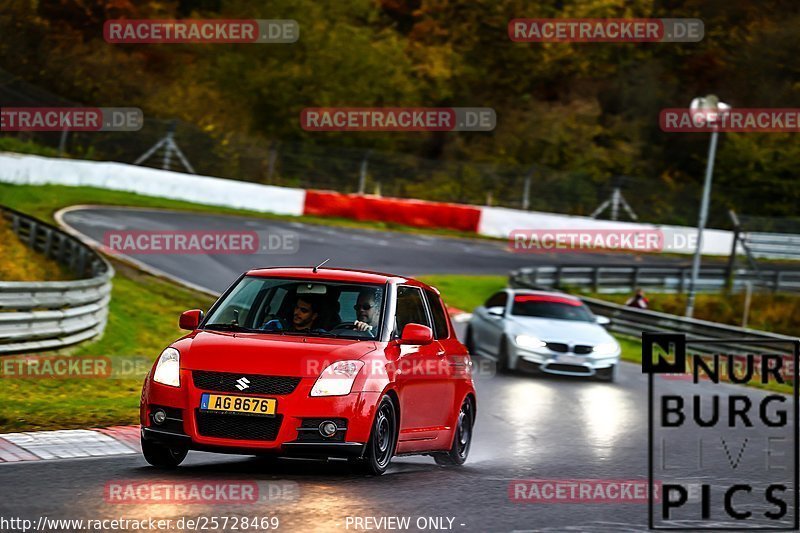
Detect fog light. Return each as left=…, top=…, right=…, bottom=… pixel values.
left=152, top=409, right=167, bottom=425
left=318, top=420, right=338, bottom=438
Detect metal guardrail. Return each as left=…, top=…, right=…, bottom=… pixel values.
left=511, top=264, right=800, bottom=294
left=743, top=232, right=800, bottom=260
left=509, top=271, right=798, bottom=361
left=0, top=206, right=113, bottom=354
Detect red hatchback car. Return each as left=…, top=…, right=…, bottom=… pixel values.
left=140, top=267, right=476, bottom=474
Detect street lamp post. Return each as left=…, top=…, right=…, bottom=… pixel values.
left=685, top=95, right=730, bottom=318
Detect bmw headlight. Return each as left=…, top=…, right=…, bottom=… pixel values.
left=592, top=341, right=619, bottom=356
left=310, top=360, right=364, bottom=397
left=515, top=335, right=546, bottom=350
left=153, top=347, right=181, bottom=387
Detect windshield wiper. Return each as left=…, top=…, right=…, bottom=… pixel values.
left=203, top=323, right=260, bottom=333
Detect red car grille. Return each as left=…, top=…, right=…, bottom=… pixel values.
left=195, top=410, right=283, bottom=441
left=192, top=371, right=301, bottom=395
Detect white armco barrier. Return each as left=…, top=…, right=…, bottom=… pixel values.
left=478, top=206, right=737, bottom=256
left=0, top=153, right=306, bottom=216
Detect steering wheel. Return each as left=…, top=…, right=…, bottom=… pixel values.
left=261, top=314, right=288, bottom=330
left=331, top=321, right=360, bottom=330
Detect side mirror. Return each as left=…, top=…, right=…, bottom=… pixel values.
left=399, top=323, right=433, bottom=345
left=179, top=309, right=204, bottom=330
left=487, top=306, right=505, bottom=317
left=595, top=315, right=611, bottom=326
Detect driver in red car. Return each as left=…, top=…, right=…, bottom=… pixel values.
left=263, top=295, right=326, bottom=332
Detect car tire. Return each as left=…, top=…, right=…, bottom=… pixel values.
left=497, top=339, right=511, bottom=374
left=464, top=326, right=475, bottom=355
left=351, top=395, right=398, bottom=476
left=434, top=397, right=474, bottom=466
left=141, top=438, right=188, bottom=468
left=596, top=364, right=617, bottom=382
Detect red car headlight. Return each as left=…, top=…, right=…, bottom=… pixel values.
left=310, top=360, right=364, bottom=397
left=153, top=347, right=181, bottom=387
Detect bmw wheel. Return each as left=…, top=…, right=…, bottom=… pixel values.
left=464, top=326, right=476, bottom=355
left=497, top=339, right=511, bottom=374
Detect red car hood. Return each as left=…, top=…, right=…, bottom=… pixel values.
left=175, top=330, right=378, bottom=378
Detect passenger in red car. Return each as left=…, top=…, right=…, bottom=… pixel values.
left=354, top=288, right=380, bottom=332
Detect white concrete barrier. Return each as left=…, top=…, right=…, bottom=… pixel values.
left=0, top=152, right=741, bottom=256
left=0, top=152, right=306, bottom=216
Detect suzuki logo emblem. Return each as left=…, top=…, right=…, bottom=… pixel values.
left=235, top=377, right=250, bottom=391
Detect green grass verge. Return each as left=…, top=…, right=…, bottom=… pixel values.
left=0, top=262, right=216, bottom=432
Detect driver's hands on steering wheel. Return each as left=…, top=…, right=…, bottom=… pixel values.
left=353, top=320, right=373, bottom=332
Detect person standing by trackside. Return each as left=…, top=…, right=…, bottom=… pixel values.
left=626, top=287, right=649, bottom=309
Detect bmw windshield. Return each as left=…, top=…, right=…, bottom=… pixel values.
left=203, top=276, right=386, bottom=339
left=510, top=296, right=595, bottom=322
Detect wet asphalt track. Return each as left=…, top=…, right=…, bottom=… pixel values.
left=0, top=207, right=795, bottom=532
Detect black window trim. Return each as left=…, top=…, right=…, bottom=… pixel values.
left=393, top=284, right=433, bottom=338
left=422, top=288, right=450, bottom=340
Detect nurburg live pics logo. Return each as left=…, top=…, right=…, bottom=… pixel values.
left=643, top=332, right=799, bottom=530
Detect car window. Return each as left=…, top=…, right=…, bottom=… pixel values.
left=211, top=277, right=264, bottom=326
left=395, top=286, right=430, bottom=337
left=204, top=277, right=384, bottom=339
left=425, top=289, right=450, bottom=339
left=484, top=291, right=508, bottom=308
left=511, top=296, right=595, bottom=322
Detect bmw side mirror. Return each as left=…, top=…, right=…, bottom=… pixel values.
left=595, top=315, right=611, bottom=326
left=399, top=324, right=433, bottom=345
left=487, top=306, right=505, bottom=317
left=179, top=309, right=204, bottom=330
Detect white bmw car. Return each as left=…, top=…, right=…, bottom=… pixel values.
left=465, top=289, right=620, bottom=381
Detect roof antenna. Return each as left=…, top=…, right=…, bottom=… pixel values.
left=313, top=258, right=330, bottom=273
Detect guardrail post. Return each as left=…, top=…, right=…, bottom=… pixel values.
left=774, top=271, right=782, bottom=292
left=76, top=248, right=87, bottom=277
left=28, top=221, right=37, bottom=250
left=632, top=267, right=640, bottom=290
left=555, top=266, right=562, bottom=289
left=592, top=268, right=600, bottom=292
left=57, top=233, right=68, bottom=263
left=43, top=228, right=54, bottom=259
left=679, top=269, right=687, bottom=293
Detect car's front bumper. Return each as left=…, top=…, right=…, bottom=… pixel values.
left=141, top=426, right=367, bottom=457
left=140, top=373, right=379, bottom=457
left=510, top=345, right=620, bottom=377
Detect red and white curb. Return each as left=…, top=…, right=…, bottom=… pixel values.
left=446, top=306, right=472, bottom=323
left=0, top=425, right=140, bottom=463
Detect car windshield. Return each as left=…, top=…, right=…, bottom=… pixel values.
left=203, top=276, right=385, bottom=340
left=510, top=296, right=595, bottom=322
